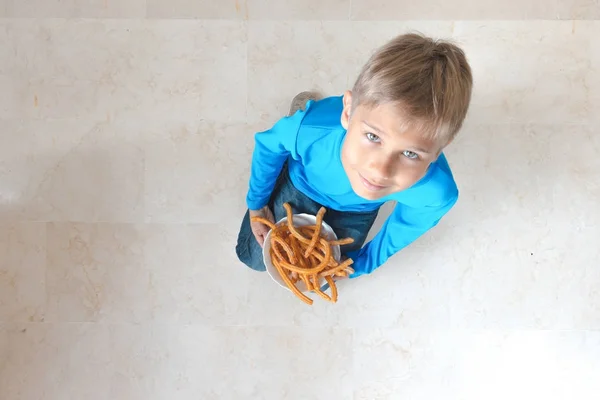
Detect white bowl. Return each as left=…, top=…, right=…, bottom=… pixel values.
left=262, top=213, right=341, bottom=292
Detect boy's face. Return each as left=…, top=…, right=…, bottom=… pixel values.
left=340, top=91, right=443, bottom=200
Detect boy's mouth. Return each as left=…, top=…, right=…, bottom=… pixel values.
left=358, top=173, right=387, bottom=192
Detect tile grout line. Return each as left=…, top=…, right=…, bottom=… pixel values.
left=348, top=0, right=352, bottom=20
left=245, top=19, right=249, bottom=123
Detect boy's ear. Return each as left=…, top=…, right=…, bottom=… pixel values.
left=341, top=90, right=353, bottom=130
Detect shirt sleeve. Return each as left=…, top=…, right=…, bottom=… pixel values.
left=346, top=195, right=458, bottom=277
left=245, top=111, right=304, bottom=210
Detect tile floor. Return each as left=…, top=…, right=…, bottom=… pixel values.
left=1, top=1, right=599, bottom=399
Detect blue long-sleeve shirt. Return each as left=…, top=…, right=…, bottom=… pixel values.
left=246, top=96, right=458, bottom=277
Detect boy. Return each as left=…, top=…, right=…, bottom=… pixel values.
left=236, top=33, right=472, bottom=279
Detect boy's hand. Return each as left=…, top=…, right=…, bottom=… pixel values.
left=249, top=206, right=276, bottom=247
left=336, top=256, right=352, bottom=281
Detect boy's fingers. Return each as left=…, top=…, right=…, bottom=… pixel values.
left=252, top=229, right=264, bottom=247
left=266, top=208, right=276, bottom=223
left=256, top=234, right=265, bottom=247
left=251, top=224, right=268, bottom=247
left=250, top=208, right=276, bottom=247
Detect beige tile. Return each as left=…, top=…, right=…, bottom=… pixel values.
left=454, top=21, right=595, bottom=124
left=0, top=223, right=46, bottom=322
left=559, top=0, right=600, bottom=21
left=45, top=222, right=248, bottom=324
left=204, top=326, right=353, bottom=399
left=0, top=119, right=144, bottom=223
left=350, top=0, right=600, bottom=19
left=147, top=0, right=350, bottom=19
left=247, top=21, right=353, bottom=123
left=1, top=324, right=353, bottom=398
left=558, top=0, right=600, bottom=19
left=106, top=324, right=216, bottom=398
left=144, top=121, right=254, bottom=224
left=247, top=21, right=456, bottom=124
left=45, top=223, right=151, bottom=322
left=332, top=240, right=458, bottom=329
left=0, top=19, right=246, bottom=123
left=0, top=323, right=111, bottom=400
left=354, top=329, right=463, bottom=399
left=227, top=326, right=353, bottom=400
left=247, top=0, right=350, bottom=20
left=0, top=324, right=6, bottom=365
left=444, top=124, right=600, bottom=329
left=354, top=330, right=600, bottom=399
left=5, top=0, right=145, bottom=17
left=109, top=324, right=252, bottom=398
left=146, top=0, right=239, bottom=19
left=248, top=20, right=598, bottom=125
left=590, top=22, right=600, bottom=122
left=142, top=224, right=248, bottom=324
left=150, top=325, right=352, bottom=399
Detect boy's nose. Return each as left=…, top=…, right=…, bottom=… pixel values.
left=368, top=159, right=394, bottom=181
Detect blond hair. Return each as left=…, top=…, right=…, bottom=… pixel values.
left=352, top=33, right=473, bottom=144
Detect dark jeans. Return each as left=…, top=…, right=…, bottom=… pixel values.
left=236, top=167, right=379, bottom=273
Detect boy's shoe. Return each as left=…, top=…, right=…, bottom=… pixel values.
left=288, top=91, right=321, bottom=116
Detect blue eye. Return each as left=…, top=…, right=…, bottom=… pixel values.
left=403, top=150, right=418, bottom=160
left=366, top=132, right=381, bottom=142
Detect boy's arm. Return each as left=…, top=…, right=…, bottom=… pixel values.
left=346, top=196, right=458, bottom=277
left=246, top=113, right=304, bottom=210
